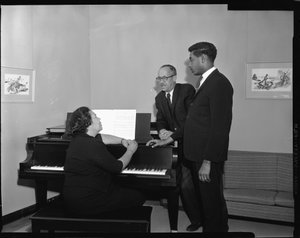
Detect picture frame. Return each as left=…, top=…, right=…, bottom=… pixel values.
left=1, top=67, right=36, bottom=103
left=245, top=62, right=292, bottom=99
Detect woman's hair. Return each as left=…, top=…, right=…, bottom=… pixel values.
left=67, top=106, right=92, bottom=137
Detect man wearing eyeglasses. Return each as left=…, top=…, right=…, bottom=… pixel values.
left=147, top=64, right=202, bottom=232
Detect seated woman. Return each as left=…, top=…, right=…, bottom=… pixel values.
left=63, top=106, right=145, bottom=214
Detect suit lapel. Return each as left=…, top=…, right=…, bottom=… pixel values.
left=165, top=99, right=174, bottom=129
left=162, top=86, right=177, bottom=128
left=194, top=69, right=219, bottom=97
left=162, top=92, right=173, bottom=118
left=171, top=84, right=179, bottom=111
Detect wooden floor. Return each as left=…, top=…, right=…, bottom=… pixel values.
left=1, top=200, right=295, bottom=237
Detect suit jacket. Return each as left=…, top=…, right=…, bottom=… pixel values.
left=183, top=69, right=233, bottom=163
left=155, top=83, right=195, bottom=141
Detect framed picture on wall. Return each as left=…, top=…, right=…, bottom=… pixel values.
left=245, top=62, right=292, bottom=99
left=1, top=67, right=36, bottom=103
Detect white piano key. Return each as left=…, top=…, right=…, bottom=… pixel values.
left=31, top=165, right=64, bottom=171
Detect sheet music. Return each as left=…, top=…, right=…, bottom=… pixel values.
left=93, top=109, right=136, bottom=140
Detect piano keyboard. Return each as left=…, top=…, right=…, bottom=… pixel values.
left=31, top=165, right=64, bottom=171
left=30, top=165, right=169, bottom=178
left=121, top=168, right=167, bottom=176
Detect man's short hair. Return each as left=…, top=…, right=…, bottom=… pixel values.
left=160, top=64, right=177, bottom=76
left=188, top=42, right=217, bottom=62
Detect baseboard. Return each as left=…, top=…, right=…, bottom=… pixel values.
left=228, top=214, right=294, bottom=227
left=2, top=195, right=60, bottom=226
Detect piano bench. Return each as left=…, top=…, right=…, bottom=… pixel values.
left=30, top=204, right=152, bottom=233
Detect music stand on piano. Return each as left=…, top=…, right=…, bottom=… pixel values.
left=135, top=113, right=153, bottom=144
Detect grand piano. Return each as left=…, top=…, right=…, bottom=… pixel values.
left=19, top=126, right=181, bottom=231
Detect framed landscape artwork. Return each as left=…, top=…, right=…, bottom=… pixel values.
left=1, top=67, right=36, bottom=103
left=245, top=62, right=292, bottom=99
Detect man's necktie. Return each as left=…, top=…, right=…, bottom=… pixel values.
left=195, top=75, right=203, bottom=90
left=167, top=93, right=172, bottom=108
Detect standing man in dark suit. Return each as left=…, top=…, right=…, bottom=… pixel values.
left=184, top=42, right=233, bottom=232
left=147, top=64, right=202, bottom=231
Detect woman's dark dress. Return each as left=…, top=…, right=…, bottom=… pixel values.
left=63, top=133, right=145, bottom=214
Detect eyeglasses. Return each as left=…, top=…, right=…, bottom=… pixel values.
left=156, top=74, right=176, bottom=82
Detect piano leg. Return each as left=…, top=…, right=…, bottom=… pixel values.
left=35, top=179, right=47, bottom=210
left=167, top=187, right=179, bottom=232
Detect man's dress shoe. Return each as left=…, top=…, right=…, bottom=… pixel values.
left=186, top=223, right=202, bottom=231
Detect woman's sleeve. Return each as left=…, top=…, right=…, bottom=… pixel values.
left=91, top=138, right=123, bottom=173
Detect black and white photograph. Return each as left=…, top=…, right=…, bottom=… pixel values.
left=1, top=3, right=298, bottom=238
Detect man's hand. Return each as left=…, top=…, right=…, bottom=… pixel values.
left=146, top=138, right=172, bottom=148
left=159, top=129, right=173, bottom=140
left=198, top=160, right=211, bottom=182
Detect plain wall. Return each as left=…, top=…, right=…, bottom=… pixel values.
left=1, top=5, right=293, bottom=216
left=1, top=5, right=91, bottom=215
left=90, top=5, right=293, bottom=153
